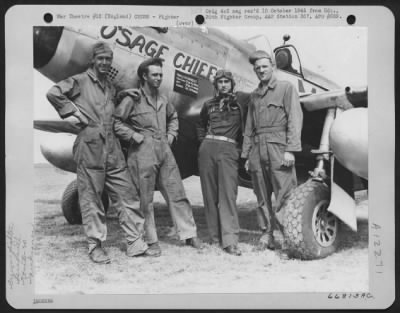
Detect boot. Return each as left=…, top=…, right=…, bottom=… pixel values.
left=185, top=237, right=204, bottom=249
left=148, top=242, right=162, bottom=256
left=89, top=246, right=111, bottom=264
left=224, top=245, right=242, bottom=256
left=259, top=230, right=276, bottom=250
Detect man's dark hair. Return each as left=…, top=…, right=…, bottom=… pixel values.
left=137, top=58, right=163, bottom=85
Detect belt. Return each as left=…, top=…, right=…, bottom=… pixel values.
left=86, top=121, right=113, bottom=129
left=256, top=125, right=286, bottom=134
left=141, top=132, right=165, bottom=140
left=205, top=134, right=237, bottom=144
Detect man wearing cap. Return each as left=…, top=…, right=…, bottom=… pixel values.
left=196, top=69, right=250, bottom=256
left=46, top=41, right=155, bottom=264
left=114, top=57, right=203, bottom=256
left=242, top=50, right=303, bottom=250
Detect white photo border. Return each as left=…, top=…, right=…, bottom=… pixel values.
left=5, top=4, right=395, bottom=309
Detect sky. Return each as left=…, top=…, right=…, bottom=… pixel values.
left=34, top=26, right=367, bottom=163
left=219, top=26, right=367, bottom=87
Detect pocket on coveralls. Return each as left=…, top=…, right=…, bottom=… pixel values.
left=131, top=106, right=154, bottom=128
left=164, top=146, right=187, bottom=200
left=269, top=142, right=289, bottom=170
left=81, top=128, right=104, bottom=169
left=248, top=145, right=259, bottom=173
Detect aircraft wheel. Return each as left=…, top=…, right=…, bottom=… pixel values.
left=281, top=179, right=340, bottom=260
left=61, top=180, right=109, bottom=225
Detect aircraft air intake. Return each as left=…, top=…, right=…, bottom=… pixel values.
left=33, top=26, right=64, bottom=69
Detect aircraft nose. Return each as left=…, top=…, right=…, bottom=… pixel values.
left=33, top=26, right=64, bottom=69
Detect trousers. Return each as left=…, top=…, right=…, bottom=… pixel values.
left=74, top=125, right=148, bottom=255
left=126, top=136, right=197, bottom=244
left=198, top=139, right=240, bottom=248
left=248, top=134, right=297, bottom=232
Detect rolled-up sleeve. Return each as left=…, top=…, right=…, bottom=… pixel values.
left=284, top=84, right=303, bottom=152
left=166, top=101, right=179, bottom=139
left=113, top=96, right=137, bottom=143
left=241, top=100, right=255, bottom=159
left=46, top=77, right=79, bottom=119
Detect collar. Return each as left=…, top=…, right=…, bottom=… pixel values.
left=140, top=87, right=166, bottom=110
left=140, top=87, right=155, bottom=98
left=209, top=93, right=240, bottom=112
left=254, top=74, right=277, bottom=96
left=216, top=92, right=235, bottom=100
left=86, top=68, right=110, bottom=89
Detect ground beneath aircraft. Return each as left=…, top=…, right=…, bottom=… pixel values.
left=34, top=164, right=368, bottom=295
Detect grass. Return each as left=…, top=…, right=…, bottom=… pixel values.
left=34, top=164, right=369, bottom=294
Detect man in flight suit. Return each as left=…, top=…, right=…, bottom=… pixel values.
left=197, top=70, right=248, bottom=256
left=114, top=58, right=203, bottom=256
left=46, top=42, right=155, bottom=264
left=241, top=50, right=303, bottom=250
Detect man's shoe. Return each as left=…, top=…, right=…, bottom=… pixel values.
left=266, top=241, right=276, bottom=250
left=208, top=238, right=220, bottom=245
left=186, top=237, right=204, bottom=249
left=224, top=245, right=242, bottom=256
left=259, top=232, right=276, bottom=250
left=131, top=248, right=161, bottom=258
left=142, top=248, right=161, bottom=257
left=255, top=241, right=276, bottom=251
left=148, top=242, right=162, bottom=256
left=89, top=247, right=111, bottom=264
left=277, top=250, right=290, bottom=260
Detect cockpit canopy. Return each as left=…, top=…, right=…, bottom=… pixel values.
left=275, top=47, right=301, bottom=75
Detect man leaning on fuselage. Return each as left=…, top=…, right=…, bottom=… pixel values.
left=114, top=57, right=204, bottom=256
left=46, top=42, right=157, bottom=264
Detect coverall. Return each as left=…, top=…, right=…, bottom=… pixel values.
left=46, top=68, right=148, bottom=255
left=197, top=93, right=246, bottom=248
left=241, top=74, right=303, bottom=233
left=114, top=88, right=197, bottom=244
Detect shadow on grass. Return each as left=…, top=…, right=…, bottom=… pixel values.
left=35, top=202, right=263, bottom=252
left=35, top=201, right=368, bottom=254
left=336, top=218, right=369, bottom=251
left=105, top=204, right=263, bottom=250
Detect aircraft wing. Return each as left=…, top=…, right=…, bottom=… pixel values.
left=300, top=86, right=368, bottom=112
left=34, top=119, right=81, bottom=134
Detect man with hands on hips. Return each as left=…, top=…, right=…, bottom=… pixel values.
left=46, top=42, right=154, bottom=263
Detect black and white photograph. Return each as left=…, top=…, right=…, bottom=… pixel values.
left=32, top=25, right=369, bottom=294
left=4, top=4, right=395, bottom=309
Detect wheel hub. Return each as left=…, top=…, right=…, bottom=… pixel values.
left=312, top=200, right=338, bottom=247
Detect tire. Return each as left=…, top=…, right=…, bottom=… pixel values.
left=61, top=180, right=109, bottom=225
left=281, top=179, right=340, bottom=260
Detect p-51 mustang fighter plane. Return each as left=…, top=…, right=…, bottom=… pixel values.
left=34, top=26, right=367, bottom=260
